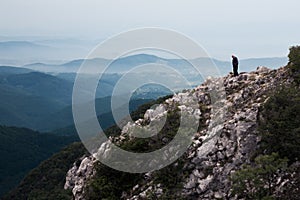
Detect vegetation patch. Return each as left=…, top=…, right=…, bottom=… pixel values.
left=2, top=142, right=86, bottom=200
left=288, top=46, right=300, bottom=84
left=232, top=46, right=300, bottom=199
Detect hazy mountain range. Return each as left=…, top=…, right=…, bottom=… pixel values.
left=22, top=54, right=288, bottom=74
left=0, top=39, right=97, bottom=66
left=0, top=53, right=288, bottom=132
left=0, top=65, right=172, bottom=132
left=0, top=40, right=288, bottom=72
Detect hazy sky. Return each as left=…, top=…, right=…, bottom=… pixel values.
left=0, top=0, right=299, bottom=59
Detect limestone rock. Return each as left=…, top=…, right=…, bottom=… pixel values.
left=64, top=66, right=293, bottom=200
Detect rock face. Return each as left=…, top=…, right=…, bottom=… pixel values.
left=64, top=66, right=293, bottom=199
left=64, top=156, right=96, bottom=200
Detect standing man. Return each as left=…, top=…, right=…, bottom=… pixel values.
left=232, top=55, right=239, bottom=76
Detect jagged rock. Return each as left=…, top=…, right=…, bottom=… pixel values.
left=192, top=169, right=205, bottom=179
left=198, top=175, right=213, bottom=191
left=64, top=156, right=96, bottom=200
left=256, top=66, right=271, bottom=73
left=214, top=191, right=223, bottom=199
left=184, top=176, right=196, bottom=189
left=144, top=104, right=166, bottom=121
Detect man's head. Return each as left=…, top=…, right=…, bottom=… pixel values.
left=232, top=55, right=235, bottom=58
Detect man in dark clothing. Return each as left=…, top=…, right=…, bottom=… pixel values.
left=232, top=55, right=239, bottom=76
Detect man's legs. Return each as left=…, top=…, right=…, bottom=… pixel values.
left=233, top=65, right=239, bottom=76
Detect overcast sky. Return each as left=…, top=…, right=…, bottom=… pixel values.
left=0, top=0, right=299, bottom=59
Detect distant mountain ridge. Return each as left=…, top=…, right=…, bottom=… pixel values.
left=0, top=66, right=172, bottom=132
left=0, top=66, right=33, bottom=75
left=0, top=41, right=50, bottom=49
left=0, top=70, right=73, bottom=130
left=0, top=41, right=55, bottom=61
left=21, top=54, right=288, bottom=74
left=0, top=40, right=89, bottom=65
left=0, top=54, right=288, bottom=131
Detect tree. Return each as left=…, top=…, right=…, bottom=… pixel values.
left=288, top=46, right=300, bottom=84
left=259, top=86, right=300, bottom=162
left=231, top=153, right=288, bottom=200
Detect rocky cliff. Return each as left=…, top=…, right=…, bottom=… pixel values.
left=64, top=65, right=297, bottom=200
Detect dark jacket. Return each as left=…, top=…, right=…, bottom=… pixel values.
left=232, top=56, right=239, bottom=67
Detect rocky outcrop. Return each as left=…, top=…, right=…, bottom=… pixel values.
left=64, top=156, right=96, bottom=200
left=124, top=67, right=292, bottom=199
left=65, top=66, right=293, bottom=199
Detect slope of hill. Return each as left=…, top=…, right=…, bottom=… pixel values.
left=51, top=98, right=154, bottom=135
left=0, top=126, right=79, bottom=197
left=62, top=64, right=298, bottom=200
left=69, top=63, right=299, bottom=199
left=0, top=97, right=165, bottom=198
left=1, top=96, right=170, bottom=200
left=0, top=66, right=33, bottom=75
left=0, top=66, right=173, bottom=132
left=4, top=72, right=73, bottom=104
left=0, top=84, right=65, bottom=129
left=0, top=71, right=73, bottom=130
